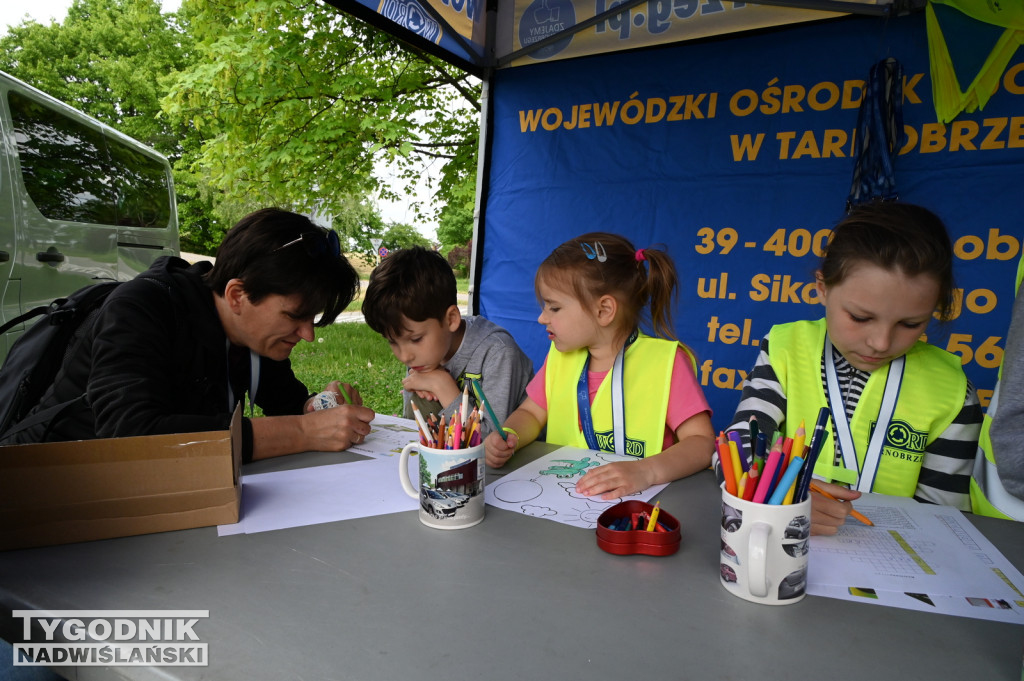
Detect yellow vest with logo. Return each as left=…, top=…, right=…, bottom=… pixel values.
left=769, top=319, right=965, bottom=497
left=545, top=335, right=686, bottom=458
left=971, top=255, right=1024, bottom=519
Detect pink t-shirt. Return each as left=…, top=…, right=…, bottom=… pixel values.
left=526, top=346, right=711, bottom=450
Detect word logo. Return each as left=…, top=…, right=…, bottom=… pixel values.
left=12, top=610, right=209, bottom=667
left=595, top=430, right=646, bottom=458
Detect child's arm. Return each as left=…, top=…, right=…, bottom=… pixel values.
left=401, top=369, right=460, bottom=410
left=484, top=396, right=546, bottom=468
left=913, top=383, right=981, bottom=511
left=574, top=411, right=714, bottom=499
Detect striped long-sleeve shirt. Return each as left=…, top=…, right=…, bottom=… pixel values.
left=719, top=335, right=981, bottom=510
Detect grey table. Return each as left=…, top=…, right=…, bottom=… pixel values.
left=2, top=442, right=1023, bottom=681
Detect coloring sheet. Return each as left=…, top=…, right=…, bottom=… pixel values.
left=807, top=493, right=1024, bottom=623
left=346, top=413, right=422, bottom=459
left=485, top=446, right=668, bottom=529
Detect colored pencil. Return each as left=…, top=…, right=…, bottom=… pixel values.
left=718, top=435, right=737, bottom=496
left=768, top=456, right=805, bottom=505
left=470, top=377, right=506, bottom=441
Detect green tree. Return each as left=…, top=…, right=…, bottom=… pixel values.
left=0, top=0, right=185, bottom=150
left=383, top=223, right=432, bottom=251
left=162, top=0, right=480, bottom=234
left=436, top=171, right=475, bottom=250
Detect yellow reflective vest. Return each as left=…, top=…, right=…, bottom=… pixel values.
left=769, top=319, right=965, bottom=497
left=971, top=256, right=1024, bottom=519
left=544, top=334, right=688, bottom=457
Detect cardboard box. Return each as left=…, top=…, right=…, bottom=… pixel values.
left=0, top=409, right=241, bottom=551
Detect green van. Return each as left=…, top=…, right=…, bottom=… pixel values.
left=0, top=70, right=179, bottom=361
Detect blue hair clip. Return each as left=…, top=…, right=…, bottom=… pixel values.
left=581, top=242, right=607, bottom=262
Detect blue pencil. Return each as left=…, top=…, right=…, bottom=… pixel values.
left=768, top=456, right=805, bottom=505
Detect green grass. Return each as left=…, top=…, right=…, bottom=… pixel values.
left=289, top=322, right=406, bottom=416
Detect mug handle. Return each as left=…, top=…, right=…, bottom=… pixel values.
left=748, top=522, right=771, bottom=598
left=398, top=442, right=421, bottom=499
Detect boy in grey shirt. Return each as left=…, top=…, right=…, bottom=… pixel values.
left=362, top=247, right=534, bottom=439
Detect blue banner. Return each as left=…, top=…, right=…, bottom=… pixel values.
left=479, top=13, right=1024, bottom=432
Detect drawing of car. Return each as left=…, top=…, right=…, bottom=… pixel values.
left=782, top=539, right=809, bottom=558
left=721, top=540, right=740, bottom=565
left=721, top=504, right=742, bottom=532
left=720, top=564, right=737, bottom=583
left=784, top=515, right=810, bottom=539
left=421, top=489, right=458, bottom=518
left=777, top=566, right=806, bottom=600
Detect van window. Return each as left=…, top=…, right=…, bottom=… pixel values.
left=8, top=91, right=171, bottom=229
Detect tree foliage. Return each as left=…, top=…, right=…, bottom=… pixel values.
left=163, top=0, right=480, bottom=250
left=0, top=0, right=190, bottom=152
left=0, top=0, right=481, bottom=256
left=436, top=170, right=475, bottom=250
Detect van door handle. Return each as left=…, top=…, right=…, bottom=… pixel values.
left=0, top=251, right=9, bottom=262
left=36, top=250, right=65, bottom=264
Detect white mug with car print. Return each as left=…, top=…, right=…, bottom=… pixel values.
left=719, top=485, right=811, bottom=605
left=399, top=442, right=486, bottom=529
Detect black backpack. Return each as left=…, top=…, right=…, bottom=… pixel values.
left=0, top=281, right=121, bottom=441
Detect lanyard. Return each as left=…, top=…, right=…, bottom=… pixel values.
left=823, top=334, right=904, bottom=492
left=576, top=331, right=636, bottom=456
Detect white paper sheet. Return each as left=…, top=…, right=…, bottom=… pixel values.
left=344, top=413, right=422, bottom=459
left=484, top=446, right=668, bottom=529
left=807, top=493, right=1024, bottom=623
left=218, top=437, right=420, bottom=537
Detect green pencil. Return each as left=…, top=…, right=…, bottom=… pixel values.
left=470, top=377, right=506, bottom=441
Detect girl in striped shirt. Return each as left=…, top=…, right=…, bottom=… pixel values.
left=725, top=202, right=981, bottom=535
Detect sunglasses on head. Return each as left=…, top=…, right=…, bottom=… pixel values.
left=274, top=229, right=342, bottom=259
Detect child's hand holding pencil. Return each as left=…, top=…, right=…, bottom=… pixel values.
left=808, top=480, right=867, bottom=535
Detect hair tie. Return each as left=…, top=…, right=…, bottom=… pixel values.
left=635, top=248, right=646, bottom=262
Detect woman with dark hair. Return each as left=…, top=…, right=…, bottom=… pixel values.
left=4, top=208, right=375, bottom=461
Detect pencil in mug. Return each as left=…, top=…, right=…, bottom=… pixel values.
left=469, top=377, right=506, bottom=441
left=768, top=456, right=804, bottom=505
left=795, top=407, right=833, bottom=502
left=747, top=416, right=760, bottom=456
left=728, top=430, right=749, bottom=472
left=411, top=404, right=432, bottom=446
left=718, top=434, right=737, bottom=496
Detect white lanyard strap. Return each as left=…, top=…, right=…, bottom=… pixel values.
left=611, top=343, right=625, bottom=457
left=824, top=335, right=904, bottom=492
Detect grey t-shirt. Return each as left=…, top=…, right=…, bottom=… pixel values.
left=402, top=315, right=534, bottom=437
